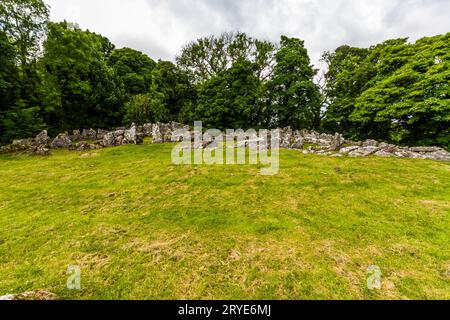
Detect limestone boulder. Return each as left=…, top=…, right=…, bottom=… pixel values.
left=34, top=130, right=49, bottom=146
left=32, top=146, right=50, bottom=156
left=102, top=132, right=115, bottom=147
left=51, top=134, right=72, bottom=149
left=82, top=129, right=97, bottom=141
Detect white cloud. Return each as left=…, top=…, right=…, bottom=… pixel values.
left=45, top=0, right=450, bottom=69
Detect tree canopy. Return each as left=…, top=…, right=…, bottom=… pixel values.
left=323, top=34, right=450, bottom=147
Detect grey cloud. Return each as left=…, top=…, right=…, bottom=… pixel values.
left=46, top=0, right=450, bottom=69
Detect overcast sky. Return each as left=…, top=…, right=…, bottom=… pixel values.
left=46, top=0, right=450, bottom=69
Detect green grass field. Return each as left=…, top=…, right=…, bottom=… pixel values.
left=0, top=142, right=449, bottom=300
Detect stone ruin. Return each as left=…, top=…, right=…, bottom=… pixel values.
left=0, top=122, right=449, bottom=162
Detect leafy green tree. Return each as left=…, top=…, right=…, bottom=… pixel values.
left=1, top=100, right=45, bottom=143
left=267, top=36, right=321, bottom=129
left=176, top=31, right=276, bottom=83
left=0, top=0, right=49, bottom=67
left=324, top=34, right=450, bottom=148
left=41, top=21, right=125, bottom=132
left=352, top=34, right=450, bottom=147
left=194, top=59, right=263, bottom=129
left=0, top=31, right=19, bottom=142
left=109, top=47, right=156, bottom=96
left=151, top=60, right=197, bottom=122
left=0, top=0, right=49, bottom=143
left=321, top=45, right=373, bottom=136
left=123, top=92, right=167, bottom=125
left=0, top=31, right=18, bottom=114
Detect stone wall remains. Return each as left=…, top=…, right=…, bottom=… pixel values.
left=1, top=123, right=449, bottom=162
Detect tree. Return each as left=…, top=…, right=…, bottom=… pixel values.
left=194, top=59, right=263, bottom=129
left=150, top=61, right=197, bottom=122
left=0, top=0, right=49, bottom=67
left=176, top=31, right=276, bottom=83
left=41, top=22, right=125, bottom=132
left=267, top=36, right=321, bottom=129
left=0, top=30, right=19, bottom=142
left=0, top=31, right=18, bottom=114
left=321, top=45, right=373, bottom=137
left=108, top=47, right=156, bottom=97
left=323, top=33, right=450, bottom=148
left=352, top=34, right=450, bottom=147
left=123, top=92, right=167, bottom=125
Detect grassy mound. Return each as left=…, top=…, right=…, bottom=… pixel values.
left=0, top=143, right=449, bottom=299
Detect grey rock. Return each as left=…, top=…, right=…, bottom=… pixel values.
left=279, top=127, right=293, bottom=148
left=330, top=133, right=344, bottom=151
left=152, top=123, right=163, bottom=143
left=35, top=130, right=49, bottom=146
left=409, top=146, right=443, bottom=153
left=348, top=146, right=380, bottom=157
left=96, top=129, right=108, bottom=140
left=70, top=130, right=82, bottom=141
left=124, top=124, right=138, bottom=144
left=0, top=290, right=56, bottom=300
left=102, top=132, right=115, bottom=147
left=32, top=146, right=50, bottom=156
left=113, top=130, right=125, bottom=138
left=374, top=150, right=395, bottom=158
left=362, top=139, right=379, bottom=147
left=142, top=123, right=153, bottom=137
left=75, top=142, right=102, bottom=151
left=339, top=146, right=360, bottom=154
left=82, top=129, right=97, bottom=140
left=420, top=150, right=450, bottom=161
left=51, top=134, right=72, bottom=149
left=115, top=136, right=124, bottom=145
left=11, top=138, right=34, bottom=151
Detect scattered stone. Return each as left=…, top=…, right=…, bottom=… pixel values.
left=75, top=142, right=102, bottom=151
left=291, top=131, right=304, bottom=149
left=0, top=290, right=57, bottom=300
left=409, top=146, right=443, bottom=153
left=123, top=123, right=138, bottom=144
left=374, top=150, right=395, bottom=158
left=96, top=129, right=109, bottom=140
left=348, top=146, right=380, bottom=157
left=329, top=133, right=344, bottom=151
left=2, top=123, right=450, bottom=162
left=339, top=146, right=360, bottom=154
left=152, top=123, right=163, bottom=143
left=34, top=130, right=49, bottom=146
left=279, top=127, right=293, bottom=148
left=79, top=153, right=99, bottom=158
left=51, top=133, right=72, bottom=148
left=142, top=123, right=153, bottom=137
left=362, top=139, right=379, bottom=147
left=102, top=132, right=115, bottom=147
left=70, top=130, right=82, bottom=141
left=82, top=129, right=97, bottom=140
left=32, top=146, right=50, bottom=156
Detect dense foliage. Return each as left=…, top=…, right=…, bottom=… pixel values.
left=0, top=0, right=448, bottom=148
left=323, top=35, right=450, bottom=148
